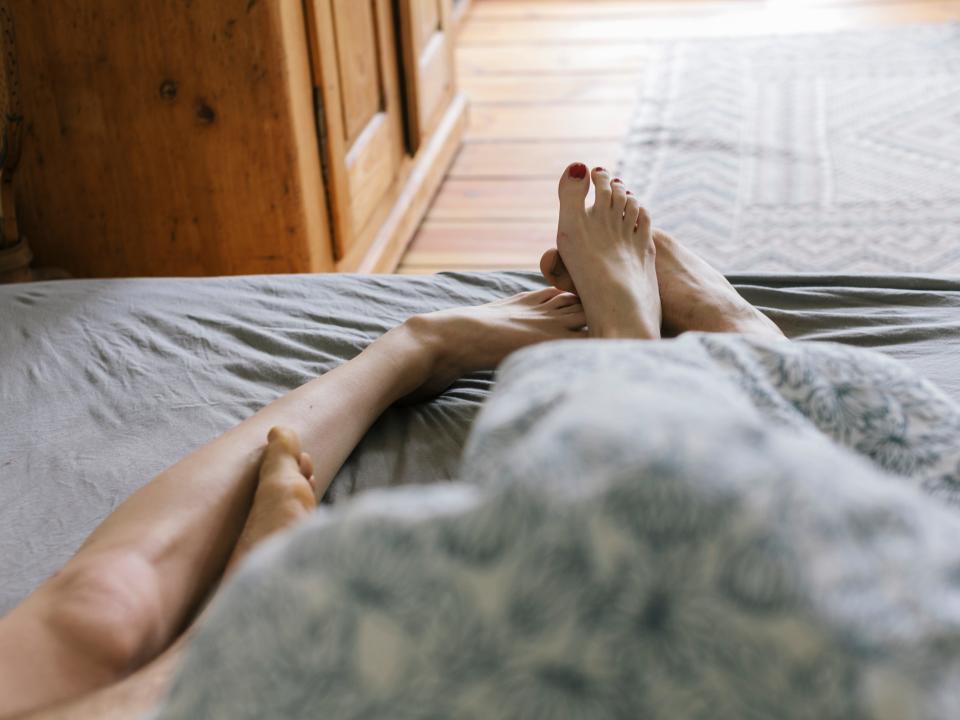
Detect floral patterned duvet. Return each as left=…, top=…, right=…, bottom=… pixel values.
left=152, top=334, right=960, bottom=719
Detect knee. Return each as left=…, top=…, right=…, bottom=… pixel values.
left=43, top=550, right=164, bottom=676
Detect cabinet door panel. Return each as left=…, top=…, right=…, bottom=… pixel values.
left=399, top=0, right=455, bottom=152
left=309, top=0, right=405, bottom=258
left=345, top=111, right=397, bottom=233
left=415, top=32, right=450, bottom=134
left=331, top=0, right=381, bottom=145
left=413, top=0, right=441, bottom=53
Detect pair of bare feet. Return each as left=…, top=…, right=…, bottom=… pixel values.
left=540, top=162, right=784, bottom=341
left=232, top=161, right=787, bottom=592
left=223, top=161, right=787, bottom=598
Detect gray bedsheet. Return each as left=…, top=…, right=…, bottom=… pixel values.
left=1, top=271, right=958, bottom=613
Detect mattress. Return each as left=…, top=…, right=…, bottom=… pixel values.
left=1, top=271, right=958, bottom=613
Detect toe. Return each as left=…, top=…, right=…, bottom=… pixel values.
left=635, top=204, right=652, bottom=235
left=563, top=309, right=587, bottom=330
left=624, top=194, right=641, bottom=229
left=610, top=177, right=627, bottom=215
left=524, top=286, right=563, bottom=304
left=590, top=166, right=612, bottom=210
left=299, top=452, right=320, bottom=495
left=539, top=248, right=577, bottom=294
left=298, top=452, right=314, bottom=480
left=261, top=427, right=311, bottom=497
left=266, top=426, right=301, bottom=458
left=543, top=291, right=581, bottom=310
left=558, top=162, right=589, bottom=218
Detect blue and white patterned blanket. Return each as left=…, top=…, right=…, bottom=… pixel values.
left=151, top=335, right=960, bottom=719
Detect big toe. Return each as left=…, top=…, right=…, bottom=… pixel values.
left=558, top=162, right=589, bottom=219
left=261, top=427, right=315, bottom=503
left=539, top=248, right=577, bottom=294
left=266, top=425, right=301, bottom=458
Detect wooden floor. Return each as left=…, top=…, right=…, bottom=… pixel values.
left=397, top=0, right=960, bottom=274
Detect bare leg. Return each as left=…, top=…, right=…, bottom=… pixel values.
left=0, top=288, right=586, bottom=718
left=539, top=166, right=783, bottom=339
left=16, top=425, right=319, bottom=720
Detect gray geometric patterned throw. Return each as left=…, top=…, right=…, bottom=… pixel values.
left=618, top=24, right=960, bottom=273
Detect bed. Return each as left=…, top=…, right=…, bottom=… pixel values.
left=1, top=271, right=958, bottom=614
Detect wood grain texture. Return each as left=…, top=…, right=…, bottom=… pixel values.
left=345, top=0, right=406, bottom=246
left=13, top=0, right=335, bottom=277
left=458, top=43, right=655, bottom=73
left=451, top=141, right=622, bottom=178
left=339, top=92, right=468, bottom=271
left=399, top=0, right=960, bottom=274
left=460, top=73, right=640, bottom=103
left=469, top=0, right=960, bottom=21
left=467, top=105, right=632, bottom=140
left=429, top=178, right=601, bottom=220
left=305, top=0, right=355, bottom=258
left=461, top=3, right=960, bottom=42
left=331, top=0, right=381, bottom=144
left=307, top=0, right=462, bottom=272
left=399, top=0, right=455, bottom=152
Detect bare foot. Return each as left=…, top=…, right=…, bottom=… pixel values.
left=540, top=202, right=782, bottom=339
left=547, top=163, right=661, bottom=339
left=227, top=426, right=319, bottom=570
left=401, top=286, right=587, bottom=400
left=650, top=230, right=784, bottom=338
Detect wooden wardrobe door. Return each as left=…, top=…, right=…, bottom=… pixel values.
left=307, top=0, right=405, bottom=260
left=398, top=0, right=455, bottom=153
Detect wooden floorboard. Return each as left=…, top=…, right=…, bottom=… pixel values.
left=466, top=105, right=633, bottom=140
left=398, top=0, right=960, bottom=275
left=451, top=141, right=623, bottom=178
left=461, top=2, right=960, bottom=41
left=429, top=179, right=572, bottom=221
left=459, top=74, right=640, bottom=103
left=469, top=0, right=959, bottom=21
left=457, top=44, right=655, bottom=73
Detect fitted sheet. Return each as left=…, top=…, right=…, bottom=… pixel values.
left=1, top=271, right=958, bottom=613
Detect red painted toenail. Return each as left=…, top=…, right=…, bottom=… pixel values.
left=593, top=166, right=606, bottom=173
left=612, top=178, right=623, bottom=184
left=568, top=163, right=587, bottom=179
left=626, top=190, right=633, bottom=195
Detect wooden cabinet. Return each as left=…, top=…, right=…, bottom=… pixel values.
left=7, top=0, right=466, bottom=278
left=399, top=0, right=456, bottom=153
left=306, top=0, right=464, bottom=271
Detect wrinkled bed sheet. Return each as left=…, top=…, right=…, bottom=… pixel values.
left=151, top=334, right=960, bottom=719
left=1, top=271, right=958, bottom=613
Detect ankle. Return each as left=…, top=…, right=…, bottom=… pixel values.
left=402, top=310, right=472, bottom=372
left=377, top=316, right=451, bottom=397
left=585, top=278, right=661, bottom=340
left=400, top=312, right=444, bottom=355
left=590, top=315, right=659, bottom=339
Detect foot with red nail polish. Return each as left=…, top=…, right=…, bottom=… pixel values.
left=548, top=163, right=661, bottom=340
left=543, top=167, right=783, bottom=340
